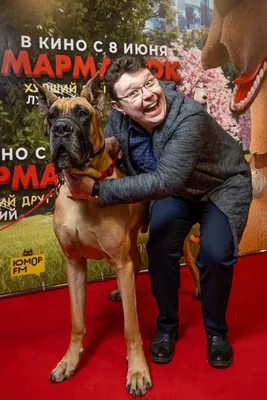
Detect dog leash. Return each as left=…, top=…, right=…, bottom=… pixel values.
left=0, top=188, right=56, bottom=232
left=0, top=154, right=119, bottom=232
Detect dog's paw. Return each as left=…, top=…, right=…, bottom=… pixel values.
left=126, top=366, right=152, bottom=397
left=49, top=360, right=77, bottom=383
left=108, top=289, right=121, bottom=302
left=49, top=350, right=82, bottom=383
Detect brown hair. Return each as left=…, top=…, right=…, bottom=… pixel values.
left=104, top=55, right=147, bottom=100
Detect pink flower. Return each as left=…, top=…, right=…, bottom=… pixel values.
left=162, top=42, right=251, bottom=149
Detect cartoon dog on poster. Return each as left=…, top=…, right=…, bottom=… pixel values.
left=202, top=0, right=267, bottom=253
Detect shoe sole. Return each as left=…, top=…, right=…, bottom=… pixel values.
left=208, top=356, right=233, bottom=368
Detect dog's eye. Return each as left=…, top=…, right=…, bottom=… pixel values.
left=49, top=113, right=56, bottom=119
left=79, top=110, right=88, bottom=118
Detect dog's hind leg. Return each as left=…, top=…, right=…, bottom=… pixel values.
left=49, top=257, right=87, bottom=383
left=114, top=256, right=152, bottom=397
left=183, top=238, right=201, bottom=300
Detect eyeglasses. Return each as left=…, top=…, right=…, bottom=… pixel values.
left=116, top=76, right=159, bottom=103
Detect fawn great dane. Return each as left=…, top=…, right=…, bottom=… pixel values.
left=35, top=73, right=200, bottom=397
left=36, top=73, right=152, bottom=397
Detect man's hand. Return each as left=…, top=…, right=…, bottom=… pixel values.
left=65, top=172, right=95, bottom=200
left=105, top=136, right=122, bottom=159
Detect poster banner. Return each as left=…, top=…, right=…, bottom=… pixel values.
left=0, top=0, right=256, bottom=296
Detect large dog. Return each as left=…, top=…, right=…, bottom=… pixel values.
left=36, top=73, right=152, bottom=397
left=35, top=73, right=200, bottom=396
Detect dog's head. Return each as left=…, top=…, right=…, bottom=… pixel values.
left=35, top=73, right=105, bottom=172
left=194, top=83, right=210, bottom=113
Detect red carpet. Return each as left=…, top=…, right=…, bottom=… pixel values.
left=1, top=253, right=267, bottom=400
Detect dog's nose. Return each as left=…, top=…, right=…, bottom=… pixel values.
left=52, top=121, right=74, bottom=137
left=203, top=95, right=207, bottom=100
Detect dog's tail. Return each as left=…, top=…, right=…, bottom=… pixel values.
left=140, top=220, right=149, bottom=234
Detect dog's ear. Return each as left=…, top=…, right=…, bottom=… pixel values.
left=80, top=71, right=105, bottom=116
left=33, top=79, right=58, bottom=120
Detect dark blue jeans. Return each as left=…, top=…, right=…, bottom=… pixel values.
left=146, top=196, right=236, bottom=336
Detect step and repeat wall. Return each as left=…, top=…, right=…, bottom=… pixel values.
left=0, top=0, right=265, bottom=295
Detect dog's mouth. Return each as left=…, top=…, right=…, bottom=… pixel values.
left=56, top=145, right=68, bottom=158
left=51, top=144, right=74, bottom=172
left=231, top=56, right=267, bottom=114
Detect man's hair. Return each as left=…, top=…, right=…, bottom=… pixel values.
left=104, top=55, right=147, bottom=100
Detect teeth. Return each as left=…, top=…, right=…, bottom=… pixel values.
left=231, top=65, right=267, bottom=111
left=145, top=102, right=157, bottom=110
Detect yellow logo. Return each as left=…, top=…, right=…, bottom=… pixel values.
left=10, top=254, right=45, bottom=277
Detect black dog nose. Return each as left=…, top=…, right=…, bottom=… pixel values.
left=53, top=121, right=74, bottom=136
left=203, top=95, right=207, bottom=100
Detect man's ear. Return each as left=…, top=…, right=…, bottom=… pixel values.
left=33, top=79, right=58, bottom=120
left=80, top=71, right=105, bottom=116
left=110, top=100, right=126, bottom=115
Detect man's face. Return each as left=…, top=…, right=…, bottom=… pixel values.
left=111, top=68, right=167, bottom=133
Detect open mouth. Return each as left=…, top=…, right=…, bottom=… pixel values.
left=230, top=56, right=267, bottom=114
left=56, top=145, right=68, bottom=158
left=52, top=144, right=72, bottom=172
left=144, top=101, right=159, bottom=113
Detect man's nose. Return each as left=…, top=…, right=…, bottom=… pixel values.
left=141, top=86, right=154, bottom=99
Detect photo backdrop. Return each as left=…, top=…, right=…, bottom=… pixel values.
left=0, top=0, right=255, bottom=295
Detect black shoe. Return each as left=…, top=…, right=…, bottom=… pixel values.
left=207, top=335, right=233, bottom=368
left=149, top=330, right=178, bottom=364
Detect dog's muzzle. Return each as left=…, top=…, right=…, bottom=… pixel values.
left=50, top=115, right=89, bottom=172
left=52, top=119, right=74, bottom=137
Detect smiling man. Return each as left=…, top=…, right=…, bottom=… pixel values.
left=110, top=70, right=167, bottom=133
left=66, top=55, right=252, bottom=368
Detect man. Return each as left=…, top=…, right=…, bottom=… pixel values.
left=66, top=55, right=252, bottom=368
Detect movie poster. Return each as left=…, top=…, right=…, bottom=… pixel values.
left=0, top=0, right=253, bottom=295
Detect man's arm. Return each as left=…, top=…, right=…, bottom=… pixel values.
left=104, top=122, right=114, bottom=138
left=98, top=112, right=206, bottom=206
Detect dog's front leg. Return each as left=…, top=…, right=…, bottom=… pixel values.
left=115, top=257, right=152, bottom=397
left=49, top=257, right=87, bottom=383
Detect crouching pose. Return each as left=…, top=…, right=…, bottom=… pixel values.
left=67, top=55, right=252, bottom=368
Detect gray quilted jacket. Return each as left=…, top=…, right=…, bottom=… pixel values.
left=99, top=81, right=252, bottom=253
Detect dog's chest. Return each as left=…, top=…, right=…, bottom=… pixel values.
left=53, top=194, right=133, bottom=261
left=54, top=212, right=111, bottom=259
